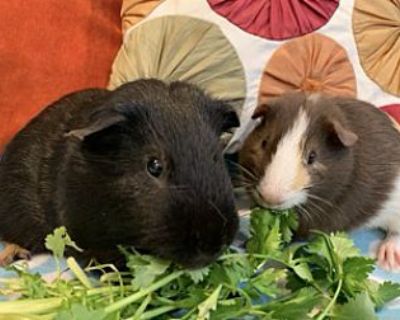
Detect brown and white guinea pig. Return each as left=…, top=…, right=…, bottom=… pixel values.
left=0, top=79, right=239, bottom=269
left=239, top=92, right=400, bottom=270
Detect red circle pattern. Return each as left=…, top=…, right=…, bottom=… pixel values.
left=380, top=104, right=400, bottom=124
left=207, top=0, right=339, bottom=40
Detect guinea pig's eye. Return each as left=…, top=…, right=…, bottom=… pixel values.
left=261, top=139, right=268, bottom=149
left=307, top=151, right=317, bottom=165
left=147, top=158, right=163, bottom=177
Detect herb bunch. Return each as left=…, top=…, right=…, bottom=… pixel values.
left=0, top=208, right=399, bottom=320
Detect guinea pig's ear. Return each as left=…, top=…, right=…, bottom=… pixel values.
left=66, top=108, right=131, bottom=155
left=252, top=98, right=278, bottom=120
left=326, top=120, right=358, bottom=147
left=207, top=100, right=240, bottom=134
left=252, top=103, right=268, bottom=119
left=65, top=111, right=126, bottom=141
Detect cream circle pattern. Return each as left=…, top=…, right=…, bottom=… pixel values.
left=353, top=0, right=400, bottom=97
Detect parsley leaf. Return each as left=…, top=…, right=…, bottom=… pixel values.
left=55, top=304, right=108, bottom=320
left=197, top=285, right=222, bottom=320
left=186, top=267, right=210, bottom=284
left=45, top=226, right=82, bottom=258
left=369, top=281, right=400, bottom=309
left=333, top=292, right=377, bottom=320
left=126, top=253, right=170, bottom=290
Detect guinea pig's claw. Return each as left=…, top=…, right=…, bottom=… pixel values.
left=376, top=235, right=400, bottom=272
left=0, top=243, right=31, bottom=267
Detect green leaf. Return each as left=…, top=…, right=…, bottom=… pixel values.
left=264, top=287, right=321, bottom=320
left=332, top=292, right=377, bottom=320
left=247, top=208, right=297, bottom=257
left=211, top=303, right=274, bottom=320
left=207, top=298, right=252, bottom=320
left=306, top=235, right=333, bottom=271
left=371, top=281, right=400, bottom=309
left=129, top=255, right=170, bottom=290
left=330, top=232, right=359, bottom=262
left=264, top=218, right=282, bottom=257
left=197, top=285, right=222, bottom=320
left=9, top=265, right=48, bottom=299
left=342, top=257, right=375, bottom=297
left=55, top=304, right=108, bottom=320
left=281, top=242, right=305, bottom=266
left=247, top=208, right=275, bottom=255
left=279, top=210, right=299, bottom=243
left=249, top=215, right=281, bottom=257
left=209, top=256, right=253, bottom=289
left=292, top=262, right=313, bottom=282
left=44, top=226, right=82, bottom=258
left=250, top=268, right=287, bottom=298
left=186, top=267, right=210, bottom=284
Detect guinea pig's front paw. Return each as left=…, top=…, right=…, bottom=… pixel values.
left=376, top=234, right=400, bottom=272
left=0, top=243, right=31, bottom=267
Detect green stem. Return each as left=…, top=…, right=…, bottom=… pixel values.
left=67, top=257, right=93, bottom=289
left=222, top=283, right=252, bottom=307
left=316, top=278, right=343, bottom=320
left=179, top=307, right=197, bottom=320
left=218, top=253, right=270, bottom=260
left=0, top=313, right=55, bottom=320
left=154, top=296, right=175, bottom=305
left=0, top=297, right=62, bottom=314
left=139, top=305, right=177, bottom=319
left=86, top=285, right=133, bottom=296
left=246, top=309, right=270, bottom=316
left=132, top=294, right=152, bottom=320
left=104, top=271, right=183, bottom=314
left=311, top=231, right=338, bottom=280
left=54, top=257, right=61, bottom=280
left=309, top=282, right=327, bottom=297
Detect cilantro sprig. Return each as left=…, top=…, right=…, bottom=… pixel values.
left=0, top=208, right=399, bottom=319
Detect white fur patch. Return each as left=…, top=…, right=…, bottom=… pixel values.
left=365, top=171, right=400, bottom=233
left=307, top=92, right=322, bottom=104
left=258, top=108, right=310, bottom=209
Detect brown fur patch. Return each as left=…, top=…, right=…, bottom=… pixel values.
left=292, top=159, right=311, bottom=191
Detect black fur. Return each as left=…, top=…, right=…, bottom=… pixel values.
left=0, top=79, right=239, bottom=268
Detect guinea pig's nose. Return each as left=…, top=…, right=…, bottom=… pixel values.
left=257, top=187, right=284, bottom=206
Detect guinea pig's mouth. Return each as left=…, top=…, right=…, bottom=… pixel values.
left=152, top=248, right=225, bottom=270
left=253, top=188, right=307, bottom=211
left=178, top=251, right=223, bottom=269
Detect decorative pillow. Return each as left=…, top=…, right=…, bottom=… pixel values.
left=0, top=0, right=122, bottom=153
left=113, top=0, right=400, bottom=152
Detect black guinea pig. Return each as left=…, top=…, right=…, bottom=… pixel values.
left=0, top=79, right=239, bottom=268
